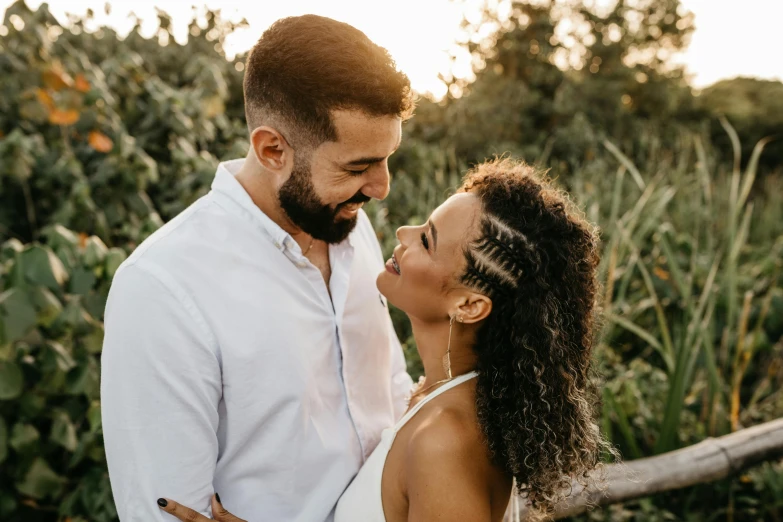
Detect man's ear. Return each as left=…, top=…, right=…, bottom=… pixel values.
left=453, top=293, right=492, bottom=324
left=249, top=126, right=294, bottom=173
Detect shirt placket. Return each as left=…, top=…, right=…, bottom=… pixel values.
left=279, top=236, right=366, bottom=460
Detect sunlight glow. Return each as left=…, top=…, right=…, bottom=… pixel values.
left=1, top=0, right=781, bottom=97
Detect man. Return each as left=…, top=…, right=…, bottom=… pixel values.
left=101, top=15, right=415, bottom=521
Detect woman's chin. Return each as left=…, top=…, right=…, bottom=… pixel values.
left=376, top=272, right=399, bottom=309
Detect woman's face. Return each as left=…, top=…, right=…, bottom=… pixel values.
left=377, top=192, right=483, bottom=322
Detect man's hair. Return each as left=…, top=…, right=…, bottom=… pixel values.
left=243, top=15, right=415, bottom=147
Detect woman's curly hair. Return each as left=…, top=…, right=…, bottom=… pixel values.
left=458, top=158, right=615, bottom=517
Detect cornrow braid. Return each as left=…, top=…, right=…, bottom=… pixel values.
left=460, top=216, right=532, bottom=298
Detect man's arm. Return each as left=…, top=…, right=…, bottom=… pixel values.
left=101, top=261, right=222, bottom=521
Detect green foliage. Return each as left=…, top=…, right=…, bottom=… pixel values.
left=0, top=1, right=781, bottom=521
left=699, top=78, right=783, bottom=171
left=0, top=2, right=247, bottom=520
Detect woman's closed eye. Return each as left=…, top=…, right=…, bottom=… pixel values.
left=420, top=232, right=429, bottom=250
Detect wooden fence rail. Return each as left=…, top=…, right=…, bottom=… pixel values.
left=514, top=417, right=783, bottom=519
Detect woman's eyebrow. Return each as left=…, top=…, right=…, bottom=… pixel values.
left=429, top=220, right=438, bottom=251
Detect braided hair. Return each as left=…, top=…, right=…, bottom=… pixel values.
left=458, top=159, right=614, bottom=516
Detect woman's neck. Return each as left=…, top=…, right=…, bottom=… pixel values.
left=410, top=317, right=478, bottom=388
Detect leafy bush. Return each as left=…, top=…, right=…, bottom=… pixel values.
left=0, top=2, right=246, bottom=520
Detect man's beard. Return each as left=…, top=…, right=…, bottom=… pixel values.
left=278, top=154, right=370, bottom=244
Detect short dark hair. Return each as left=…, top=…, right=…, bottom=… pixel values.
left=243, top=15, right=414, bottom=147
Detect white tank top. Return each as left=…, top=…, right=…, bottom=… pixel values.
left=334, top=371, right=479, bottom=522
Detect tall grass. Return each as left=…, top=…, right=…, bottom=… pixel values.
left=374, top=123, right=783, bottom=459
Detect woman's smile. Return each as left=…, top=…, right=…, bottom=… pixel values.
left=385, top=253, right=401, bottom=275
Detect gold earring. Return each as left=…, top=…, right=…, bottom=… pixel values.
left=443, top=315, right=455, bottom=379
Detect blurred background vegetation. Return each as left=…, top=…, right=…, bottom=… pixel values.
left=0, top=1, right=781, bottom=520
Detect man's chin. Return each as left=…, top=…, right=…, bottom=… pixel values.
left=307, top=215, right=358, bottom=244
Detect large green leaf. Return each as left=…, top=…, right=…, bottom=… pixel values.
left=81, top=326, right=104, bottom=354
left=16, top=457, right=66, bottom=500
left=20, top=245, right=69, bottom=291
left=82, top=236, right=108, bottom=266
left=1, top=238, right=25, bottom=259
left=87, top=401, right=102, bottom=434
left=66, top=356, right=100, bottom=398
left=69, top=267, right=97, bottom=295
left=0, top=361, right=24, bottom=400
left=50, top=410, right=78, bottom=452
left=104, top=247, right=127, bottom=278
left=29, top=286, right=63, bottom=327
left=9, top=423, right=39, bottom=452
left=47, top=341, right=76, bottom=372
left=0, top=288, right=37, bottom=343
left=56, top=297, right=94, bottom=333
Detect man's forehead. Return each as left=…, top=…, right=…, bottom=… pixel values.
left=326, top=110, right=402, bottom=157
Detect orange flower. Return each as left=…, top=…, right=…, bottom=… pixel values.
left=88, top=130, right=113, bottom=153
left=74, top=74, right=90, bottom=93
left=42, top=64, right=72, bottom=91
left=48, top=108, right=80, bottom=126
left=78, top=232, right=88, bottom=249
left=35, top=88, right=55, bottom=110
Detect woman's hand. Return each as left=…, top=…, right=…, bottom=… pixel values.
left=157, top=494, right=246, bottom=522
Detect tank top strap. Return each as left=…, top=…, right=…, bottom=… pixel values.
left=394, top=371, right=479, bottom=432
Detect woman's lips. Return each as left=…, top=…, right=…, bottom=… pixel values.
left=385, top=253, right=401, bottom=275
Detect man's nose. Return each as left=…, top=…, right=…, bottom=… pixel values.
left=361, top=163, right=391, bottom=201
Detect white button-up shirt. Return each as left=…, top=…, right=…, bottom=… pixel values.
left=101, top=159, right=412, bottom=522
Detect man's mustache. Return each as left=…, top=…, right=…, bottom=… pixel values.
left=339, top=192, right=371, bottom=207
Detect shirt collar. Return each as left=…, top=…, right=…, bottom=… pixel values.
left=211, top=159, right=291, bottom=250
left=210, top=159, right=354, bottom=252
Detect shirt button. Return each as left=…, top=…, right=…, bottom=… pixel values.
left=274, top=241, right=281, bottom=249
left=296, top=261, right=307, bottom=268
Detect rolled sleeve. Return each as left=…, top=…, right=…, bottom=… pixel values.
left=100, top=261, right=221, bottom=521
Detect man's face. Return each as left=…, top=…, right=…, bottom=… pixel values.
left=278, top=110, right=402, bottom=243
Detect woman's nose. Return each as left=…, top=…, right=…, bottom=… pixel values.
left=396, top=226, right=412, bottom=244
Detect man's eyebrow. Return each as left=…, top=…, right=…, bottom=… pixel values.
left=429, top=220, right=438, bottom=251
left=345, top=156, right=386, bottom=167
left=344, top=140, right=402, bottom=167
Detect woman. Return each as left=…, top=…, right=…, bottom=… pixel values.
left=158, top=158, right=613, bottom=521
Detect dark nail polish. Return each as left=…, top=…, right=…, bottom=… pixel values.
left=157, top=498, right=168, bottom=507
left=215, top=492, right=222, bottom=504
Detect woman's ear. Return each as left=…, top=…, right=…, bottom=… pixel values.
left=250, top=126, right=294, bottom=174
left=454, top=293, right=492, bottom=324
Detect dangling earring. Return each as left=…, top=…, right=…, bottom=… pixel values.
left=443, top=315, right=456, bottom=379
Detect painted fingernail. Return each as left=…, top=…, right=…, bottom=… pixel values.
left=215, top=492, right=222, bottom=504
left=157, top=498, right=168, bottom=507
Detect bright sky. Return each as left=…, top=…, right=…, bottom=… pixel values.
left=2, top=0, right=781, bottom=98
